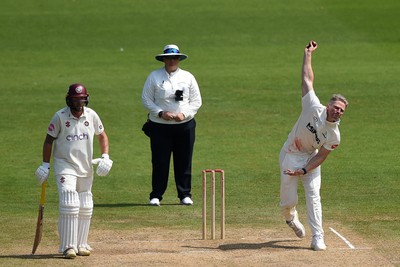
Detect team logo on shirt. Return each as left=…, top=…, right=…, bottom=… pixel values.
left=48, top=123, right=55, bottom=132
left=84, top=121, right=89, bottom=126
left=60, top=176, right=65, bottom=183
left=65, top=121, right=71, bottom=128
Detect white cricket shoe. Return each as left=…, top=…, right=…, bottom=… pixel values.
left=63, top=248, right=76, bottom=259
left=286, top=213, right=306, bottom=238
left=311, top=234, right=327, bottom=251
left=77, top=247, right=91, bottom=256
left=149, top=198, right=160, bottom=206
left=180, top=197, right=193, bottom=205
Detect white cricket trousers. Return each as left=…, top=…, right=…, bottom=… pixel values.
left=279, top=148, right=324, bottom=237
left=56, top=174, right=93, bottom=253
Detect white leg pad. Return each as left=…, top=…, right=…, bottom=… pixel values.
left=58, top=190, right=80, bottom=253
left=78, top=191, right=93, bottom=250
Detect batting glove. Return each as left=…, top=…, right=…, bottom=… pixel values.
left=92, top=154, right=113, bottom=176
left=35, top=162, right=50, bottom=185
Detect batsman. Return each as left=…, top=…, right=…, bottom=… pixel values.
left=35, top=83, right=113, bottom=259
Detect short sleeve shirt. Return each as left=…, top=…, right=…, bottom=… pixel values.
left=47, top=106, right=104, bottom=177
left=283, top=90, right=340, bottom=155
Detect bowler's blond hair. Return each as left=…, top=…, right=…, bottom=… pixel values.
left=329, top=94, right=348, bottom=108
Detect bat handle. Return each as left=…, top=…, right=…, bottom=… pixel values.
left=40, top=181, right=47, bottom=205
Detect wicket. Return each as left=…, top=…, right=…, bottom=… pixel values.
left=202, top=169, right=225, bottom=240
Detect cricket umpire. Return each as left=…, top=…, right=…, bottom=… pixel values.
left=35, top=83, right=113, bottom=258
left=141, top=44, right=202, bottom=206
left=279, top=41, right=349, bottom=251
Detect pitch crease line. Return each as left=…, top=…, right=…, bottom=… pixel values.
left=329, top=227, right=355, bottom=249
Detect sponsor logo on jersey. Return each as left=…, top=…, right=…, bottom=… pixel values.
left=306, top=122, right=320, bottom=144
left=66, top=133, right=89, bottom=141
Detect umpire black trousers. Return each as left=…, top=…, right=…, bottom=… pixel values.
left=148, top=119, right=196, bottom=201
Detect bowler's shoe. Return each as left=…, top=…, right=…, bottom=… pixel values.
left=311, top=234, right=327, bottom=251
left=286, top=213, right=305, bottom=238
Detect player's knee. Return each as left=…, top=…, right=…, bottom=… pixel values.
left=79, top=191, right=93, bottom=217
left=59, top=190, right=80, bottom=215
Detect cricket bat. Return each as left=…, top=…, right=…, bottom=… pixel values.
left=31, top=181, right=47, bottom=255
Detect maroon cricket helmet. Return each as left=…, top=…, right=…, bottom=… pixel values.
left=65, top=83, right=89, bottom=107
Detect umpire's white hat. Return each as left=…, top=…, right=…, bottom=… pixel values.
left=155, top=44, right=188, bottom=62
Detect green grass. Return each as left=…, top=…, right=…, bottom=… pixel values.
left=1, top=0, right=400, bottom=265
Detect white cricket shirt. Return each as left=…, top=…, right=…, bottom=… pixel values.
left=142, top=67, right=202, bottom=124
left=283, top=90, right=340, bottom=155
left=47, top=106, right=104, bottom=177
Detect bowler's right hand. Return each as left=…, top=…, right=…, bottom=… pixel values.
left=35, top=162, right=50, bottom=185
left=306, top=40, right=318, bottom=52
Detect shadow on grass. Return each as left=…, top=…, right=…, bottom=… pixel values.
left=184, top=240, right=309, bottom=251
left=218, top=240, right=308, bottom=250
left=94, top=203, right=181, bottom=207
left=0, top=254, right=63, bottom=260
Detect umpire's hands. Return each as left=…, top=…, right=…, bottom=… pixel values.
left=35, top=162, right=50, bottom=185
left=92, top=154, right=113, bottom=176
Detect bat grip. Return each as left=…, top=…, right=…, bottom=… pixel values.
left=40, top=181, right=47, bottom=205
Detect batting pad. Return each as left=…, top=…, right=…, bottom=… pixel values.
left=58, top=190, right=79, bottom=253
left=78, top=191, right=93, bottom=250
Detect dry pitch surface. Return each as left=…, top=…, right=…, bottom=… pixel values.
left=1, top=223, right=398, bottom=267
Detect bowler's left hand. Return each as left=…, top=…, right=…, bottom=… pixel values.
left=283, top=169, right=305, bottom=176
